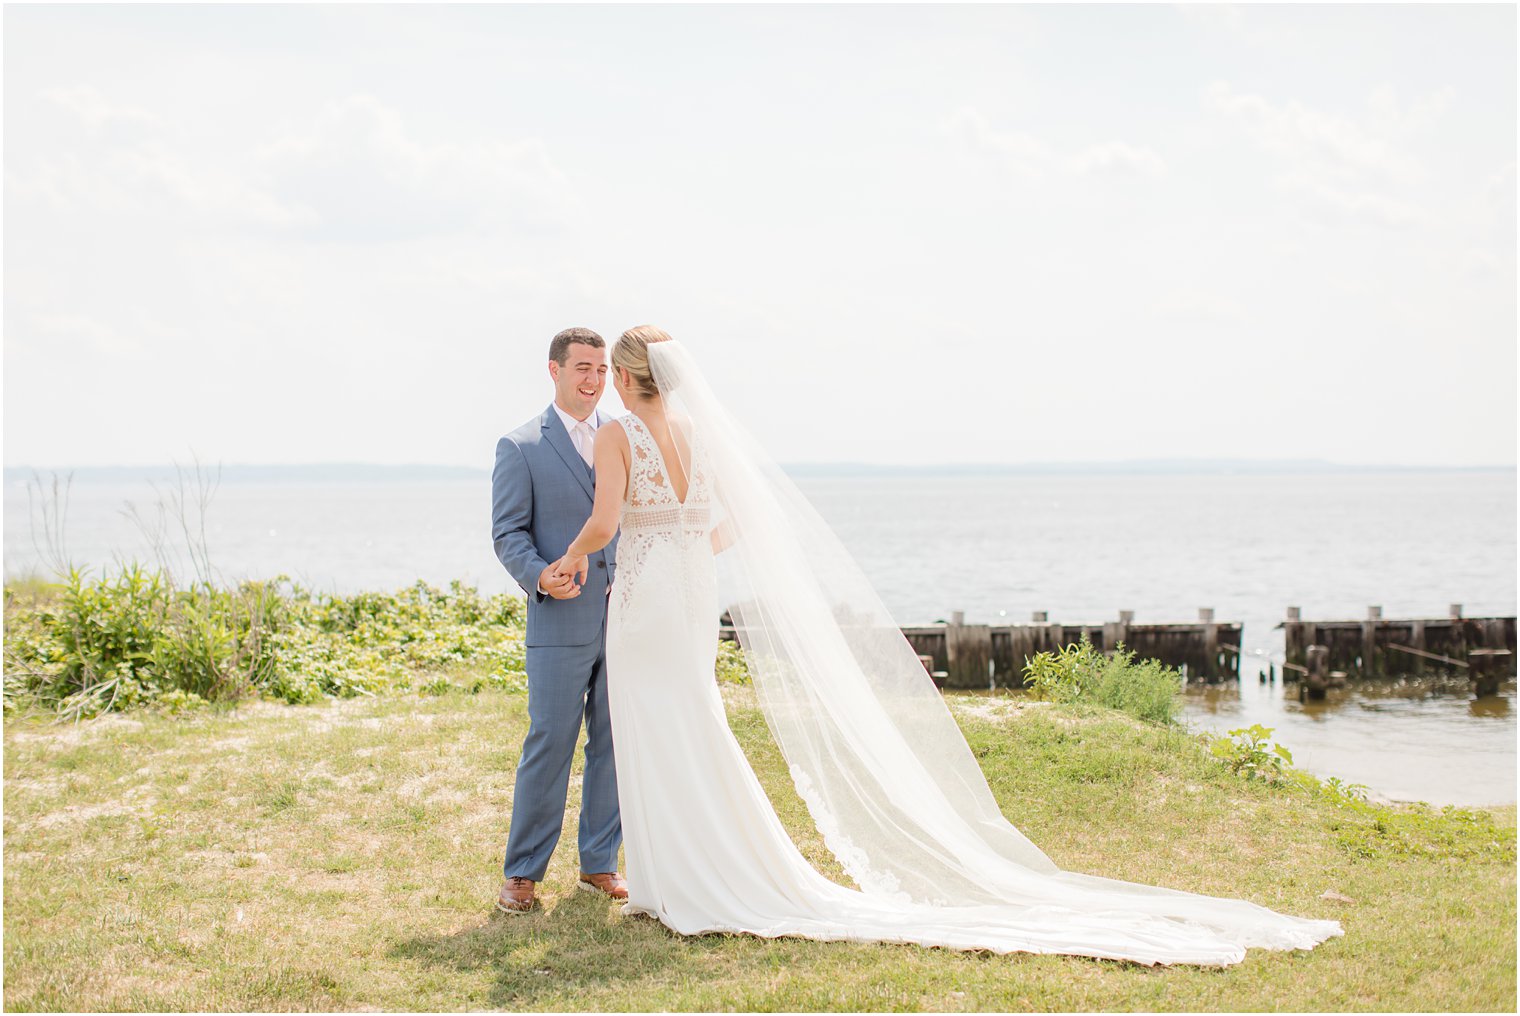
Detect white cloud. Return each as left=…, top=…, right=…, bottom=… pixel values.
left=1149, top=292, right=1246, bottom=323
left=12, top=85, right=305, bottom=227
left=27, top=313, right=144, bottom=356
left=14, top=143, right=309, bottom=228
left=1277, top=172, right=1434, bottom=229
left=1068, top=141, right=1167, bottom=178
left=1203, top=80, right=1422, bottom=184
left=1455, top=248, right=1504, bottom=279
left=1369, top=83, right=1457, bottom=136
left=9, top=89, right=581, bottom=241
left=945, top=107, right=1053, bottom=180
left=258, top=95, right=584, bottom=241
left=1482, top=160, right=1516, bottom=210
left=946, top=107, right=1166, bottom=181
left=41, top=84, right=162, bottom=136
left=1203, top=80, right=1452, bottom=229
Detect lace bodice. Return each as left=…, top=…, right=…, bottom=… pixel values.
left=619, top=413, right=710, bottom=524
left=612, top=413, right=714, bottom=619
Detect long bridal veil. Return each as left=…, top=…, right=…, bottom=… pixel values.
left=646, top=339, right=1341, bottom=956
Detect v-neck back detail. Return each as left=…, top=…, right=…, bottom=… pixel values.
left=620, top=413, right=693, bottom=507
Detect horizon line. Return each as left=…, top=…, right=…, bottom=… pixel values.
left=4, top=457, right=1517, bottom=480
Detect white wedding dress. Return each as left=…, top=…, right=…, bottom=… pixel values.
left=602, top=344, right=1343, bottom=967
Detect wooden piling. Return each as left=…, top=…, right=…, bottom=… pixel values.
left=944, top=612, right=993, bottom=689
left=1303, top=645, right=1330, bottom=701
left=1362, top=606, right=1383, bottom=674
left=1470, top=650, right=1512, bottom=698
left=1200, top=607, right=1218, bottom=671
left=1278, top=608, right=1515, bottom=688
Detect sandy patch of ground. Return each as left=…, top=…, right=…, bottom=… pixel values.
left=33, top=796, right=154, bottom=829
left=6, top=713, right=145, bottom=745
left=948, top=697, right=1051, bottom=723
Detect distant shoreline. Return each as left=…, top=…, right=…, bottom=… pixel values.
left=4, top=459, right=1516, bottom=485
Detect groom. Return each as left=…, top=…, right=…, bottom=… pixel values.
left=490, top=327, right=623, bottom=914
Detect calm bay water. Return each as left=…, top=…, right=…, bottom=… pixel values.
left=4, top=468, right=1515, bottom=806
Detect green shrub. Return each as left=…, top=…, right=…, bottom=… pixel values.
left=715, top=639, right=751, bottom=685
left=4, top=573, right=530, bottom=715
left=1, top=565, right=286, bottom=719
left=1207, top=722, right=1295, bottom=782
left=1022, top=635, right=1183, bottom=725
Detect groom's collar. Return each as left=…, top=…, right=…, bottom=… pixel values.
left=549, top=402, right=601, bottom=435
left=541, top=402, right=598, bottom=499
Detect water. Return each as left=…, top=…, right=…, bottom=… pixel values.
left=4, top=468, right=1515, bottom=806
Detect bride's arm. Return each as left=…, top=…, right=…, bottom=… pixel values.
left=709, top=518, right=737, bottom=554
left=554, top=424, right=629, bottom=586
left=708, top=468, right=738, bottom=554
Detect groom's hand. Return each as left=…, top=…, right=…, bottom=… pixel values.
left=538, top=563, right=581, bottom=600
left=553, top=553, right=590, bottom=588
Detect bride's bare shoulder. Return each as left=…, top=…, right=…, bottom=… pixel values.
left=595, top=418, right=631, bottom=448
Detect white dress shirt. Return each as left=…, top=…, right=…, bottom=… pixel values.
left=554, top=403, right=598, bottom=466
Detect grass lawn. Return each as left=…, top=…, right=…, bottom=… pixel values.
left=3, top=683, right=1514, bottom=1012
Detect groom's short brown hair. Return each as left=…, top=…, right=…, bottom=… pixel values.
left=549, top=327, right=605, bottom=364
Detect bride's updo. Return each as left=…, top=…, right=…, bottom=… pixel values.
left=613, top=325, right=673, bottom=398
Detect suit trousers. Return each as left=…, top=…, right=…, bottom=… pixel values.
left=502, top=615, right=621, bottom=881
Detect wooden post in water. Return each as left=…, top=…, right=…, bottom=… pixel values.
left=1105, top=610, right=1134, bottom=655
left=1200, top=607, right=1219, bottom=681
left=1303, top=645, right=1330, bottom=701
left=1284, top=606, right=1304, bottom=677
left=1361, top=606, right=1382, bottom=676
left=1469, top=649, right=1511, bottom=697
left=944, top=610, right=993, bottom=690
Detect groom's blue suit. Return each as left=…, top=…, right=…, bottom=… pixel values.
left=491, top=404, right=621, bottom=881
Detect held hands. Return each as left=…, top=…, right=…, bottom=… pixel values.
left=548, top=553, right=590, bottom=593
left=538, top=562, right=581, bottom=600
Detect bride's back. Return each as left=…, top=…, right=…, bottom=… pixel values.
left=630, top=411, right=692, bottom=504
left=620, top=410, right=701, bottom=511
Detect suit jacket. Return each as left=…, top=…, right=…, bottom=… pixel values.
left=491, top=404, right=620, bottom=647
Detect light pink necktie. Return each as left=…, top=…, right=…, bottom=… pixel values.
left=575, top=421, right=595, bottom=467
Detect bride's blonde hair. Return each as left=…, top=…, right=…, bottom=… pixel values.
left=613, top=325, right=672, bottom=398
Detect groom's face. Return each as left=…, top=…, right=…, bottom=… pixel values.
left=549, top=342, right=608, bottom=419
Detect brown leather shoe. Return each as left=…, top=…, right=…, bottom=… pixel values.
left=495, top=876, right=536, bottom=914
left=577, top=871, right=628, bottom=900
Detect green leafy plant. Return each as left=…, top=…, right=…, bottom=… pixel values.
left=4, top=575, right=532, bottom=714
left=1208, top=723, right=1295, bottom=782
left=1022, top=635, right=1183, bottom=725
left=715, top=639, right=751, bottom=685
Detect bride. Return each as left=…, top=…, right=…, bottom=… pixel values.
left=548, top=326, right=1342, bottom=966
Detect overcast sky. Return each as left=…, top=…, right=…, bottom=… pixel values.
left=4, top=3, right=1515, bottom=470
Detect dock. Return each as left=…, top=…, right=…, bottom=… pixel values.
left=901, top=609, right=1240, bottom=689
left=720, top=608, right=1241, bottom=690
left=1281, top=605, right=1517, bottom=698
left=719, top=602, right=1517, bottom=697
